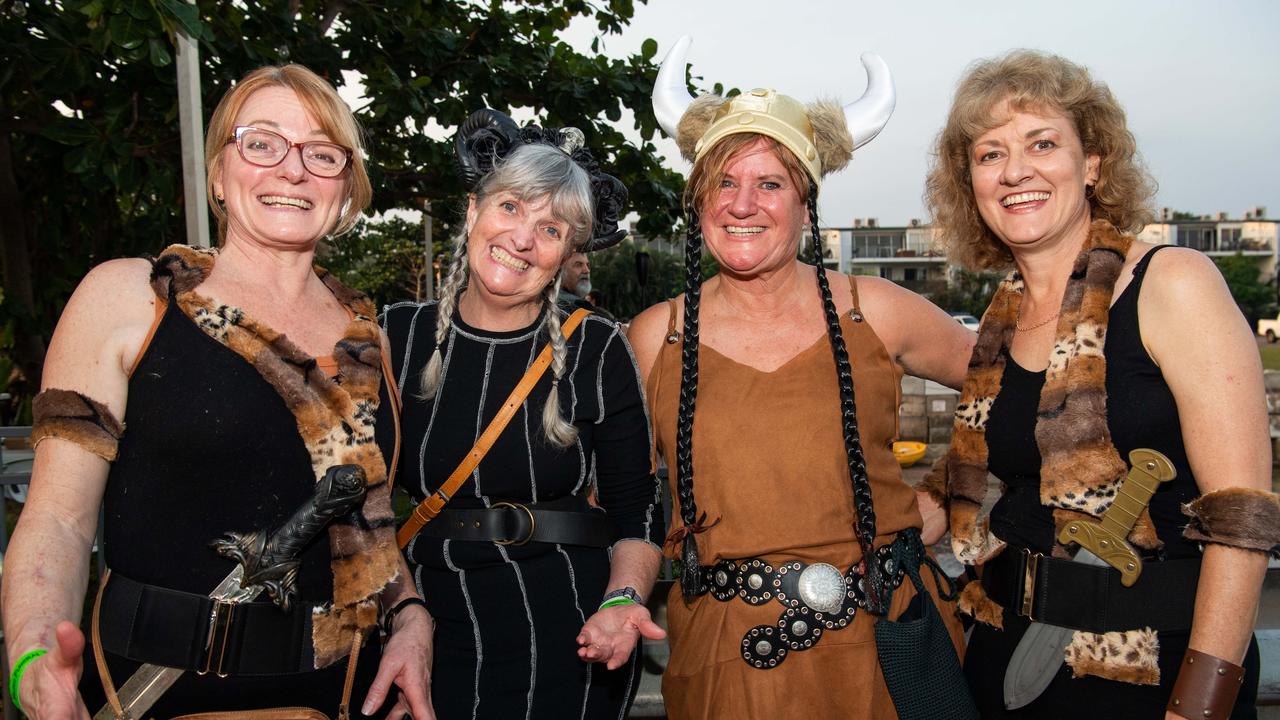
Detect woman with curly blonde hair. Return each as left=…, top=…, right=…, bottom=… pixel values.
left=922, top=49, right=1275, bottom=719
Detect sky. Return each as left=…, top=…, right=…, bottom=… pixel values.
left=560, top=0, right=1280, bottom=229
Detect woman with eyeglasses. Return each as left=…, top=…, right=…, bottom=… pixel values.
left=1, top=65, right=431, bottom=719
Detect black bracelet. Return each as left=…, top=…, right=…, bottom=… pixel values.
left=382, top=596, right=428, bottom=636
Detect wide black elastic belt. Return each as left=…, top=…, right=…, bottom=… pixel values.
left=416, top=495, right=614, bottom=547
left=97, top=571, right=314, bottom=677
left=981, top=547, right=1200, bottom=633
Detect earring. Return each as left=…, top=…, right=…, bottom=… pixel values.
left=1085, top=184, right=1095, bottom=199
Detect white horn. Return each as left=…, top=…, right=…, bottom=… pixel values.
left=845, top=52, right=896, bottom=150
left=652, top=35, right=696, bottom=140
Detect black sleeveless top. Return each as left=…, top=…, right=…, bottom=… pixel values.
left=985, top=245, right=1201, bottom=559
left=104, top=298, right=334, bottom=600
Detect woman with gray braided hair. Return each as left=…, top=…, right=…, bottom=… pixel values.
left=379, top=109, right=665, bottom=719
left=628, top=38, right=976, bottom=718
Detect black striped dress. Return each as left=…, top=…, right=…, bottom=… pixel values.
left=379, top=302, right=663, bottom=720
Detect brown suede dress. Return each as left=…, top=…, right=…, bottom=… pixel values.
left=648, top=278, right=965, bottom=719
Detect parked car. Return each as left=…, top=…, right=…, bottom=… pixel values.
left=1259, top=313, right=1280, bottom=343
left=949, top=312, right=981, bottom=331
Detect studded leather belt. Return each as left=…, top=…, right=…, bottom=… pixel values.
left=696, top=539, right=908, bottom=669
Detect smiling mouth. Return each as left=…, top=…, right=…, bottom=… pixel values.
left=1001, top=192, right=1050, bottom=208
left=259, top=195, right=314, bottom=210
left=491, top=246, right=530, bottom=272
left=725, top=226, right=764, bottom=236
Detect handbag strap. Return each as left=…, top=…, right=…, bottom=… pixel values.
left=395, top=307, right=592, bottom=548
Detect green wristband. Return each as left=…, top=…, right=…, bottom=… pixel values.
left=598, top=596, right=637, bottom=610
left=9, top=648, right=49, bottom=714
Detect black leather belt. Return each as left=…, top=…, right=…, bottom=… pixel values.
left=97, top=571, right=314, bottom=677
left=982, top=547, right=1200, bottom=633
left=416, top=495, right=614, bottom=547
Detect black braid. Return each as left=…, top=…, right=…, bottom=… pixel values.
left=675, top=207, right=707, bottom=601
left=805, top=182, right=887, bottom=614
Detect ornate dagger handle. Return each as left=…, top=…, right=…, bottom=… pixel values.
left=1058, top=448, right=1176, bottom=587
left=210, top=464, right=367, bottom=611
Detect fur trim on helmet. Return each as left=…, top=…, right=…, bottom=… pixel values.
left=1183, top=487, right=1280, bottom=555
left=675, top=95, right=726, bottom=163
left=808, top=99, right=854, bottom=175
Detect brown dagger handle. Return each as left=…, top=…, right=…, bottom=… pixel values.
left=1058, top=449, right=1176, bottom=587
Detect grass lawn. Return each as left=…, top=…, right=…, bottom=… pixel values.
left=1262, top=344, right=1280, bottom=371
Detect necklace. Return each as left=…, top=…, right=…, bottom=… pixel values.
left=1015, top=309, right=1061, bottom=333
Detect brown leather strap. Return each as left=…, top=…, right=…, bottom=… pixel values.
left=91, top=569, right=127, bottom=719
left=335, top=631, right=363, bottom=720
left=1167, top=647, right=1246, bottom=719
left=396, top=308, right=592, bottom=548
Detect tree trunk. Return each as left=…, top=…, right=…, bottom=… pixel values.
left=0, top=132, right=48, bottom=392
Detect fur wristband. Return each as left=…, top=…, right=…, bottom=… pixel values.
left=31, top=388, right=124, bottom=461
left=1182, top=487, right=1280, bottom=555
left=1166, top=648, right=1245, bottom=719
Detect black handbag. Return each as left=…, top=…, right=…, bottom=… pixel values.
left=873, top=529, right=979, bottom=720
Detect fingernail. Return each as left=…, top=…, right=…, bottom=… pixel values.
left=362, top=700, right=374, bottom=715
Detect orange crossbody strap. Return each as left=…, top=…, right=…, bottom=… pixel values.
left=396, top=308, right=591, bottom=548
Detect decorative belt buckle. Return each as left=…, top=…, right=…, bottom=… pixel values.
left=199, top=599, right=236, bottom=678
left=493, top=501, right=536, bottom=546
left=796, top=562, right=846, bottom=615
left=1020, top=547, right=1042, bottom=621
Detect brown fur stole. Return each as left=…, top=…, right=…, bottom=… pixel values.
left=151, top=244, right=399, bottom=668
left=940, top=220, right=1164, bottom=684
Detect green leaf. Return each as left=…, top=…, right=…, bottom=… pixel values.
left=156, top=0, right=202, bottom=38
left=148, top=37, right=172, bottom=66
left=108, top=11, right=146, bottom=50
left=640, top=37, right=656, bottom=60
left=39, top=118, right=100, bottom=146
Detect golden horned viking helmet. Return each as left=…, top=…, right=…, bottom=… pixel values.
left=651, top=36, right=897, bottom=186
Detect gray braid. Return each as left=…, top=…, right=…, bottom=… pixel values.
left=418, top=232, right=469, bottom=399
left=539, top=275, right=578, bottom=447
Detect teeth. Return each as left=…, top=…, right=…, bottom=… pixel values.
left=259, top=195, right=313, bottom=210
left=491, top=246, right=530, bottom=272
left=725, top=226, right=764, bottom=236
left=1001, top=192, right=1050, bottom=207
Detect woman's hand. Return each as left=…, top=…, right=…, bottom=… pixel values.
left=362, top=605, right=436, bottom=720
left=19, top=621, right=90, bottom=720
left=576, top=603, right=666, bottom=671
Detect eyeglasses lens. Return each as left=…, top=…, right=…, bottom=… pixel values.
left=237, top=129, right=349, bottom=178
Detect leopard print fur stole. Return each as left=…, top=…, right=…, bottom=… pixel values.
left=151, top=244, right=399, bottom=668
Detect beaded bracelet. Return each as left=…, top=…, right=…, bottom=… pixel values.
left=382, top=596, right=428, bottom=636
left=9, top=648, right=49, bottom=714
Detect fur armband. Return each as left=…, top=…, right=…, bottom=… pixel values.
left=1182, top=487, right=1280, bottom=555
left=31, top=389, right=124, bottom=461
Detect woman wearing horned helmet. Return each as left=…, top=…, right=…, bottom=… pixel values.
left=380, top=110, right=665, bottom=719
left=628, top=38, right=977, bottom=718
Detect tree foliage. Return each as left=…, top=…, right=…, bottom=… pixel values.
left=587, top=240, right=718, bottom=321
left=922, top=268, right=1001, bottom=318
left=0, top=0, right=687, bottom=405
left=1214, top=253, right=1276, bottom=325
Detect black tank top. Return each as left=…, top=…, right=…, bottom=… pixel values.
left=103, top=297, right=333, bottom=601
left=985, top=245, right=1201, bottom=559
